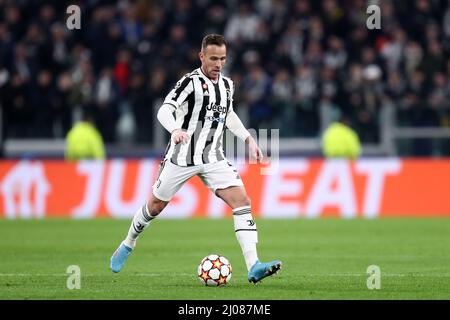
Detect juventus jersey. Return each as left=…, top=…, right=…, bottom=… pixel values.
left=162, top=68, right=234, bottom=166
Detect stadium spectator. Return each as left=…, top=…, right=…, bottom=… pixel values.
left=93, top=67, right=121, bottom=143
left=54, top=71, right=74, bottom=137
left=224, top=2, right=261, bottom=44
left=31, top=69, right=56, bottom=138
left=243, top=64, right=272, bottom=129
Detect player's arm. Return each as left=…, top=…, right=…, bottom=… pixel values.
left=157, top=104, right=189, bottom=144
left=225, top=80, right=263, bottom=162
left=157, top=75, right=194, bottom=144
left=226, top=110, right=263, bottom=162
left=225, top=110, right=250, bottom=141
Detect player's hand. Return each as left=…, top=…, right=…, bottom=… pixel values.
left=246, top=136, right=263, bottom=163
left=171, top=129, right=190, bottom=145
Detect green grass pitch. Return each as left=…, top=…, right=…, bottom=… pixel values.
left=0, top=218, right=449, bottom=299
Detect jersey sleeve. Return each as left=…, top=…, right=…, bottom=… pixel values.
left=163, top=75, right=194, bottom=110
left=157, top=103, right=180, bottom=133
left=225, top=110, right=251, bottom=142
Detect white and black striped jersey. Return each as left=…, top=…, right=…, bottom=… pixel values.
left=161, top=68, right=235, bottom=166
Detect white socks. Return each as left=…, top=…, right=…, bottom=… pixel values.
left=233, top=206, right=259, bottom=271
left=123, top=204, right=154, bottom=249
left=123, top=204, right=258, bottom=271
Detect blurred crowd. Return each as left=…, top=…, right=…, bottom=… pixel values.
left=0, top=0, right=449, bottom=148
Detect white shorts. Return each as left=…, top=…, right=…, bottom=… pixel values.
left=152, top=159, right=244, bottom=201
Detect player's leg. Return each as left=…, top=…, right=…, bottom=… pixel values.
left=201, top=160, right=281, bottom=283
left=111, top=160, right=198, bottom=273
left=214, top=186, right=258, bottom=269
left=123, top=195, right=169, bottom=249
left=215, top=185, right=281, bottom=283
left=110, top=195, right=168, bottom=273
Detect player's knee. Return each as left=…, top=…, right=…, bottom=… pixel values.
left=235, top=194, right=251, bottom=208
left=216, top=187, right=251, bottom=208
left=147, top=198, right=167, bottom=217
left=242, top=196, right=251, bottom=207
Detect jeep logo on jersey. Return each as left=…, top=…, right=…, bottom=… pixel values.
left=206, top=103, right=227, bottom=114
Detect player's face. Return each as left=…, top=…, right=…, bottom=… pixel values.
left=199, top=44, right=226, bottom=81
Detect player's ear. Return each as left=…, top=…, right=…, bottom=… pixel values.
left=199, top=51, right=204, bottom=62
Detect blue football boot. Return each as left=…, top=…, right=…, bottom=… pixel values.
left=248, top=260, right=282, bottom=284
left=110, top=242, right=133, bottom=273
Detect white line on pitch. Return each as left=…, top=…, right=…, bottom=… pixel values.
left=0, top=273, right=448, bottom=277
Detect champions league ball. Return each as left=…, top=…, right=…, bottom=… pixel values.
left=197, top=254, right=232, bottom=286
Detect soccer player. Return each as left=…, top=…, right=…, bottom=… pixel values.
left=110, top=34, right=281, bottom=283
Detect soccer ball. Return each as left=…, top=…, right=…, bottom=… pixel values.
left=197, top=254, right=232, bottom=286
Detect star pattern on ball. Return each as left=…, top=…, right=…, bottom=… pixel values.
left=212, top=259, right=222, bottom=269
left=200, top=271, right=209, bottom=281
left=218, top=275, right=227, bottom=285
